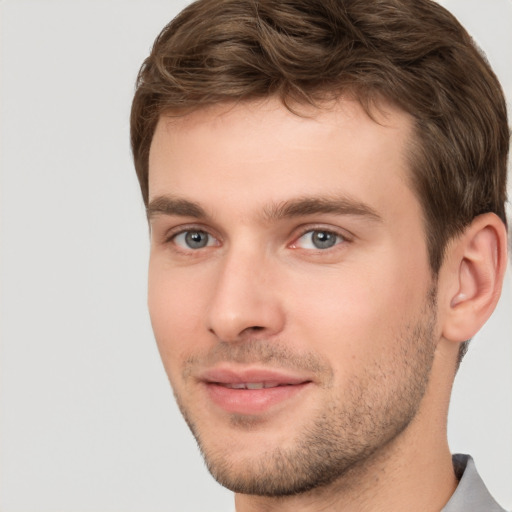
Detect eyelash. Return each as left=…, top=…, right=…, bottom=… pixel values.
left=164, top=224, right=220, bottom=251
left=163, top=224, right=351, bottom=253
left=289, top=225, right=352, bottom=252
left=291, top=228, right=347, bottom=250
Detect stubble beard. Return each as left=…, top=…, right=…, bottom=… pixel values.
left=172, top=287, right=438, bottom=497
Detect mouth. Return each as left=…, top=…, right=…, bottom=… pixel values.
left=198, top=367, right=313, bottom=415
left=220, top=381, right=294, bottom=389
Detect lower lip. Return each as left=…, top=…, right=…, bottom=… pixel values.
left=204, top=382, right=311, bottom=415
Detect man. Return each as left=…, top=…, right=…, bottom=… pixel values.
left=130, top=0, right=509, bottom=510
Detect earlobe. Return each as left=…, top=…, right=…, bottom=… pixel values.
left=441, top=213, right=507, bottom=343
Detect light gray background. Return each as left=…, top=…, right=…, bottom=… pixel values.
left=0, top=1, right=510, bottom=511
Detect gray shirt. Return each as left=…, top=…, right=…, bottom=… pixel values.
left=442, top=454, right=507, bottom=512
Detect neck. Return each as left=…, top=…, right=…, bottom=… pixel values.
left=235, top=350, right=459, bottom=512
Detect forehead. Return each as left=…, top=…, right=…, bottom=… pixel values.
left=148, top=97, right=417, bottom=221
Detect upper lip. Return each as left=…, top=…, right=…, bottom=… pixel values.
left=197, top=365, right=313, bottom=386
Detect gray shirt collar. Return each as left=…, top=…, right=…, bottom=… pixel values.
left=442, top=454, right=506, bottom=512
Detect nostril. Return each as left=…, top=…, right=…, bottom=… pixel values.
left=239, top=325, right=265, bottom=336
left=208, top=325, right=264, bottom=338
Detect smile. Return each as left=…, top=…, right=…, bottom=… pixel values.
left=197, top=367, right=313, bottom=415
left=221, top=382, right=289, bottom=389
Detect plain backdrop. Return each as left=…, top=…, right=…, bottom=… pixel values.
left=0, top=1, right=511, bottom=511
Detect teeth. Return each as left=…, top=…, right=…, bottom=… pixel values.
left=227, top=383, right=247, bottom=389
left=223, top=382, right=283, bottom=389
left=246, top=383, right=264, bottom=390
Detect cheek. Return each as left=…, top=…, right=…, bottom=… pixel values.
left=288, top=257, right=425, bottom=361
left=147, top=263, right=207, bottom=375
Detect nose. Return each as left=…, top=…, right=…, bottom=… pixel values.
left=205, top=247, right=286, bottom=343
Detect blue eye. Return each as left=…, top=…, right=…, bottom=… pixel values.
left=173, top=230, right=216, bottom=249
left=295, top=230, right=343, bottom=250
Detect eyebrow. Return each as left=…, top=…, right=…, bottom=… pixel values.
left=147, top=196, right=208, bottom=220
left=263, top=196, right=382, bottom=222
left=146, top=195, right=382, bottom=223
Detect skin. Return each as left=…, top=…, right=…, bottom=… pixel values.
left=146, top=97, right=504, bottom=512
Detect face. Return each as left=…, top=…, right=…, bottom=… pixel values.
left=147, top=98, right=438, bottom=496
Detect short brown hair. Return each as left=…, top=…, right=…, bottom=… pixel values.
left=131, top=0, right=509, bottom=274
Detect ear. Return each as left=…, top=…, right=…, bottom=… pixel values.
left=440, top=213, right=508, bottom=343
